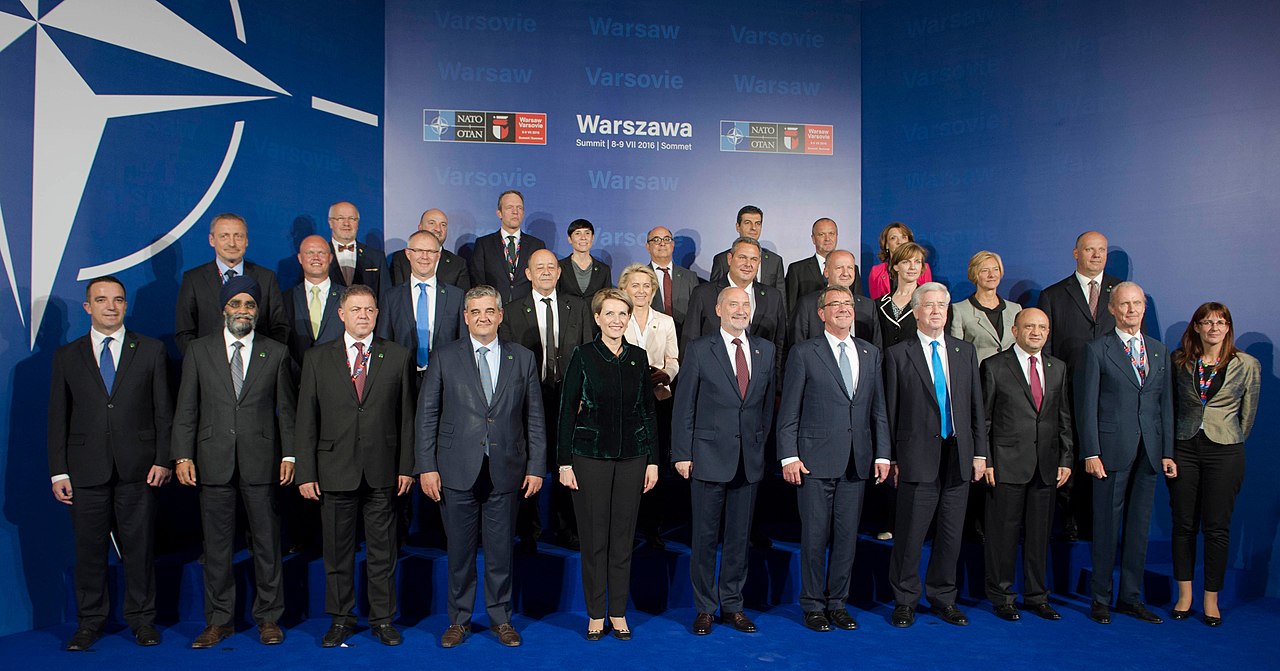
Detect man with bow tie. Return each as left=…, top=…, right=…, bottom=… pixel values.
left=328, top=201, right=388, bottom=296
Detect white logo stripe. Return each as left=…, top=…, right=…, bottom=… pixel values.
left=0, top=203, right=23, bottom=327
left=312, top=96, right=380, bottom=127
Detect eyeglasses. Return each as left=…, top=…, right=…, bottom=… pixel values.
left=329, top=216, right=359, bottom=223
left=822, top=300, right=855, bottom=309
left=916, top=302, right=949, bottom=310
left=1197, top=319, right=1229, bottom=328
left=648, top=236, right=673, bottom=244
left=405, top=247, right=440, bottom=256
left=226, top=299, right=257, bottom=309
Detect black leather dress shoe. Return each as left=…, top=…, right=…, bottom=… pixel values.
left=1089, top=602, right=1111, bottom=625
left=133, top=625, right=160, bottom=646
left=932, top=605, right=969, bottom=626
left=66, top=628, right=101, bottom=651
left=1170, top=607, right=1193, bottom=620
left=692, top=612, right=714, bottom=635
left=725, top=611, right=757, bottom=633
left=321, top=623, right=354, bottom=648
left=994, top=604, right=1021, bottom=621
left=1023, top=603, right=1062, bottom=620
left=802, top=611, right=832, bottom=632
left=1116, top=601, right=1164, bottom=624
left=372, top=624, right=402, bottom=646
left=891, top=605, right=915, bottom=628
left=827, top=608, right=858, bottom=630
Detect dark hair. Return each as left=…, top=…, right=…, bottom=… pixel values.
left=85, top=275, right=126, bottom=300
left=567, top=218, right=595, bottom=236
left=340, top=284, right=377, bottom=306
left=736, top=205, right=763, bottom=223
left=497, top=190, right=524, bottom=208
left=878, top=222, right=915, bottom=261
left=1174, top=302, right=1238, bottom=370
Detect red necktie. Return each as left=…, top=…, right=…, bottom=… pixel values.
left=660, top=266, right=673, bottom=315
left=732, top=337, right=749, bottom=399
left=352, top=342, right=367, bottom=402
left=1029, top=355, right=1043, bottom=411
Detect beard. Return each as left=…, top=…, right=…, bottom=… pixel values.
left=225, top=312, right=257, bottom=337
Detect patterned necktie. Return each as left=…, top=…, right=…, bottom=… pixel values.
left=99, top=336, right=115, bottom=392
left=505, top=235, right=518, bottom=279
left=659, top=267, right=673, bottom=315
left=230, top=341, right=244, bottom=399
left=931, top=341, right=953, bottom=438
left=542, top=297, right=557, bottom=382
left=1028, top=354, right=1043, bottom=411
left=1087, top=280, right=1099, bottom=320
left=838, top=342, right=855, bottom=399
left=222, top=268, right=235, bottom=284
left=308, top=286, right=323, bottom=339
left=352, top=342, right=367, bottom=401
left=732, top=337, right=749, bottom=399
left=477, top=346, right=494, bottom=404
left=416, top=282, right=431, bottom=368
left=336, top=243, right=356, bottom=253
left=1126, top=336, right=1147, bottom=383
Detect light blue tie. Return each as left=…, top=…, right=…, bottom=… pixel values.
left=416, top=282, right=431, bottom=368
left=477, top=346, right=494, bottom=404
left=931, top=341, right=953, bottom=438
left=99, top=336, right=115, bottom=392
left=838, top=342, right=854, bottom=399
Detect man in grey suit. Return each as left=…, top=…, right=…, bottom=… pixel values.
left=645, top=225, right=700, bottom=337
left=709, top=206, right=786, bottom=307
left=778, top=284, right=890, bottom=632
left=172, top=276, right=297, bottom=647
left=417, top=285, right=546, bottom=649
left=1075, top=281, right=1176, bottom=625
left=673, top=286, right=776, bottom=636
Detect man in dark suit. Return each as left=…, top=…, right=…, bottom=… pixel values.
left=683, top=237, right=786, bottom=376
left=1075, top=281, right=1176, bottom=625
left=171, top=276, right=296, bottom=647
left=789, top=250, right=880, bottom=352
left=785, top=218, right=861, bottom=312
left=295, top=284, right=416, bottom=648
left=467, top=190, right=547, bottom=303
left=499, top=249, right=593, bottom=550
left=285, top=235, right=346, bottom=370
left=417, top=285, right=547, bottom=649
left=49, top=276, right=173, bottom=651
left=327, top=201, right=388, bottom=296
left=709, top=206, right=786, bottom=308
left=673, top=286, right=776, bottom=636
left=979, top=308, right=1073, bottom=622
left=376, top=230, right=466, bottom=384
left=389, top=208, right=471, bottom=289
left=778, top=285, right=890, bottom=633
left=1037, top=230, right=1122, bottom=541
left=885, top=282, right=988, bottom=628
left=175, top=213, right=289, bottom=353
left=645, top=225, right=700, bottom=338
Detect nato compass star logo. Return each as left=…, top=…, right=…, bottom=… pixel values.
left=0, top=0, right=379, bottom=347
left=428, top=115, right=450, bottom=137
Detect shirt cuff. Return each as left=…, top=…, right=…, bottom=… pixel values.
left=874, top=458, right=890, bottom=464
left=51, top=474, right=69, bottom=484
left=1084, top=455, right=1100, bottom=461
left=282, top=457, right=296, bottom=463
left=780, top=457, right=799, bottom=466
left=974, top=456, right=987, bottom=460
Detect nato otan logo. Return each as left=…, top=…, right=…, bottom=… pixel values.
left=720, top=120, right=833, bottom=155
left=424, top=109, right=547, bottom=145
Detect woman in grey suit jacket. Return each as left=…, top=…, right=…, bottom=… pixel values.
left=948, top=251, right=1022, bottom=363
left=1169, top=302, right=1259, bottom=626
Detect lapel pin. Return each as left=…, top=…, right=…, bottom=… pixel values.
left=954, top=347, right=960, bottom=352
left=258, top=352, right=267, bottom=358
left=129, top=342, right=136, bottom=349
left=525, top=306, right=532, bottom=313
left=377, top=352, right=384, bottom=359
left=507, top=354, right=514, bottom=360
left=630, top=360, right=636, bottom=365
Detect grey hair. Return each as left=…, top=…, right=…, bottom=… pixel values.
left=465, top=284, right=503, bottom=310
left=910, top=281, right=951, bottom=309
left=1109, top=281, right=1144, bottom=306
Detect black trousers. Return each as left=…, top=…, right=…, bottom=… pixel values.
left=1090, top=447, right=1158, bottom=606
left=517, top=384, right=577, bottom=544
left=198, top=476, right=283, bottom=626
left=638, top=396, right=676, bottom=539
left=890, top=439, right=969, bottom=608
left=690, top=466, right=757, bottom=614
left=983, top=470, right=1055, bottom=606
left=440, top=462, right=519, bottom=626
left=572, top=455, right=646, bottom=619
left=1169, top=432, right=1245, bottom=591
left=320, top=480, right=398, bottom=626
left=70, top=476, right=156, bottom=630
left=798, top=474, right=866, bottom=613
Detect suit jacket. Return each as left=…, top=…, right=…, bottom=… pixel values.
left=777, top=336, right=890, bottom=480
left=1037, top=273, right=1122, bottom=366
left=1173, top=351, right=1260, bottom=444
left=711, top=246, right=786, bottom=309
left=884, top=335, right=988, bottom=483
left=48, top=331, right=173, bottom=486
left=467, top=230, right=547, bottom=303
left=671, top=333, right=775, bottom=483
left=1074, top=332, right=1174, bottom=472
left=557, top=256, right=612, bottom=300
left=980, top=348, right=1073, bottom=485
left=374, top=278, right=466, bottom=365
left=784, top=256, right=863, bottom=316
left=284, top=281, right=346, bottom=369
left=790, top=290, right=882, bottom=351
left=415, top=338, right=546, bottom=493
left=171, top=333, right=296, bottom=485
left=498, top=292, right=594, bottom=387
left=949, top=297, right=1022, bottom=363
left=294, top=338, right=415, bottom=491
left=175, top=261, right=289, bottom=354
left=389, top=248, right=471, bottom=290
left=681, top=279, right=786, bottom=379
left=876, top=294, right=918, bottom=350
left=329, top=240, right=389, bottom=296
left=623, top=310, right=680, bottom=400
left=556, top=340, right=658, bottom=465
left=648, top=263, right=700, bottom=332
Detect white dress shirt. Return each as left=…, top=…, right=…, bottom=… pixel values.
left=304, top=276, right=332, bottom=308
left=532, top=289, right=560, bottom=349
left=815, top=253, right=828, bottom=276
left=1074, top=271, right=1104, bottom=304
left=823, top=330, right=859, bottom=394
left=333, top=238, right=357, bottom=271
left=53, top=327, right=126, bottom=483
left=224, top=328, right=255, bottom=378
left=916, top=330, right=981, bottom=459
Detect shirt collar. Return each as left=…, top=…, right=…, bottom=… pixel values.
left=411, top=272, right=436, bottom=287
left=1075, top=271, right=1103, bottom=289
left=651, top=260, right=673, bottom=272
left=332, top=238, right=357, bottom=251
left=90, top=326, right=125, bottom=348
left=916, top=329, right=945, bottom=349
left=720, top=328, right=747, bottom=348
left=824, top=329, right=855, bottom=350
left=470, top=335, right=500, bottom=355
left=1115, top=328, right=1144, bottom=346
left=216, top=258, right=245, bottom=277
left=304, top=276, right=331, bottom=293
left=1013, top=344, right=1040, bottom=366
left=533, top=288, right=558, bottom=304
left=224, top=328, right=255, bottom=348
left=343, top=332, right=373, bottom=350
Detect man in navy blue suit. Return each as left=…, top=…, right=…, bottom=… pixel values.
left=778, top=284, right=890, bottom=633
left=285, top=235, right=346, bottom=370
left=416, top=285, right=546, bottom=649
left=1075, top=281, right=1176, bottom=625
left=376, top=229, right=466, bottom=386
left=673, top=286, right=776, bottom=636
left=467, top=190, right=547, bottom=303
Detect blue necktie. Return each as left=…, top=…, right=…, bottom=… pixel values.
left=477, top=346, right=494, bottom=404
left=931, top=341, right=953, bottom=438
left=416, top=282, right=431, bottom=368
left=837, top=342, right=854, bottom=399
left=99, top=336, right=115, bottom=393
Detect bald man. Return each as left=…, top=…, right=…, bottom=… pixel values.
left=785, top=218, right=860, bottom=313
left=644, top=225, right=701, bottom=336
left=286, top=235, right=347, bottom=369
left=328, top=201, right=388, bottom=296
left=390, top=209, right=472, bottom=289
left=788, top=250, right=880, bottom=352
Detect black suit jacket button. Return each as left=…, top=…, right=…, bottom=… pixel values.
left=230, top=429, right=236, bottom=435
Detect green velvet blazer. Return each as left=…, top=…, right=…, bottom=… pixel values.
left=557, top=338, right=658, bottom=466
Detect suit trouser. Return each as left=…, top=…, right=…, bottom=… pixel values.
left=890, top=439, right=968, bottom=608
left=572, top=455, right=646, bottom=619
left=70, top=477, right=156, bottom=630
left=690, top=466, right=757, bottom=614
left=1169, top=433, right=1245, bottom=591
left=517, top=384, right=577, bottom=543
left=1090, top=446, right=1158, bottom=605
left=983, top=470, right=1055, bottom=606
left=198, top=476, right=284, bottom=626
left=440, top=463, right=519, bottom=626
left=321, top=481, right=398, bottom=626
left=798, top=474, right=867, bottom=613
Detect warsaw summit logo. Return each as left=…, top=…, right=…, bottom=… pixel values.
left=424, top=110, right=547, bottom=144
left=720, top=120, right=833, bottom=155
left=0, top=0, right=379, bottom=348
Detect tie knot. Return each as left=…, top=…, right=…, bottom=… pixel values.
left=418, top=281, right=429, bottom=293
left=311, top=285, right=320, bottom=296
left=931, top=340, right=940, bottom=351
left=1029, top=354, right=1037, bottom=365
left=541, top=297, right=552, bottom=305
left=353, top=341, right=365, bottom=353
left=1089, top=280, right=1098, bottom=288
left=231, top=341, right=243, bottom=351
left=839, top=342, right=847, bottom=351
left=660, top=266, right=669, bottom=273
left=732, top=337, right=743, bottom=347
left=478, top=346, right=489, bottom=357
left=102, top=336, right=113, bottom=345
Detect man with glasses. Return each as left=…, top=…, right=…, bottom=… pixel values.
left=377, top=230, right=466, bottom=389
left=644, top=225, right=700, bottom=338
left=328, top=201, right=388, bottom=297
left=390, top=209, right=471, bottom=290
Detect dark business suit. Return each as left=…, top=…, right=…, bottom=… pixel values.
left=710, top=247, right=786, bottom=309
left=467, top=230, right=547, bottom=303
left=557, top=256, right=612, bottom=300
left=876, top=295, right=918, bottom=350
left=672, top=333, right=776, bottom=615
left=784, top=256, right=862, bottom=318
left=1075, top=332, right=1172, bottom=607
left=778, top=335, right=889, bottom=613
left=374, top=278, right=466, bottom=376
left=416, top=338, right=545, bottom=626
left=980, top=348, right=1073, bottom=607
left=885, top=335, right=987, bottom=609
left=295, top=337, right=415, bottom=627
left=48, top=330, right=173, bottom=632
left=682, top=279, right=786, bottom=378
left=175, top=261, right=289, bottom=353
left=649, top=262, right=700, bottom=337
left=390, top=248, right=471, bottom=290
left=789, top=290, right=882, bottom=352
left=329, top=240, right=388, bottom=297
left=284, top=281, right=345, bottom=371
left=171, top=332, right=296, bottom=627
